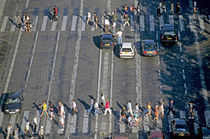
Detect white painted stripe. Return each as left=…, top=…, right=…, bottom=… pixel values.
left=140, top=15, right=145, bottom=31
left=9, top=114, right=16, bottom=132
left=0, top=112, right=4, bottom=128
left=208, top=15, right=210, bottom=20
left=159, top=16, right=164, bottom=30
left=81, top=16, right=86, bottom=31
left=168, top=112, right=174, bottom=132
left=189, top=15, right=195, bottom=32
left=132, top=125, right=139, bottom=133
left=25, top=0, right=29, bottom=8
left=102, top=52, right=109, bottom=96
left=169, top=15, right=174, bottom=26
left=194, top=122, right=199, bottom=135
left=32, top=16, right=38, bottom=31
left=82, top=111, right=89, bottom=133
left=70, top=115, right=77, bottom=133
left=41, top=16, right=48, bottom=31
left=198, top=15, right=204, bottom=32
left=143, top=115, right=150, bottom=132
left=119, top=122, right=125, bottom=133
left=157, top=117, right=162, bottom=129
left=189, top=0, right=193, bottom=8
left=180, top=110, right=186, bottom=119
left=101, top=119, right=107, bottom=131
left=71, top=16, right=77, bottom=31
left=91, top=16, right=95, bottom=31
left=204, top=111, right=210, bottom=127
left=120, top=15, right=124, bottom=31
left=130, top=15, right=134, bottom=31
left=179, top=15, right=184, bottom=31
left=61, top=16, right=68, bottom=31
left=10, top=16, right=17, bottom=31
left=64, top=113, right=71, bottom=135
left=45, top=119, right=51, bottom=134
left=51, top=22, right=57, bottom=31
left=0, top=16, right=8, bottom=31
left=36, top=110, right=41, bottom=133
left=20, top=111, right=30, bottom=135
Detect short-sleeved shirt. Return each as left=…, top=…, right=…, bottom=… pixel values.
left=43, top=103, right=47, bottom=110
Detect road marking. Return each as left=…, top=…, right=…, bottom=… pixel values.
left=25, top=0, right=29, bottom=8
left=36, top=110, right=41, bottom=133
left=119, top=122, right=125, bottom=133
left=140, top=15, right=144, bottom=31
left=82, top=110, right=89, bottom=133
left=41, top=16, right=48, bottom=31
left=0, top=16, right=8, bottom=31
left=101, top=118, right=107, bottom=131
left=61, top=16, right=68, bottom=31
left=180, top=110, right=186, bottom=119
left=120, top=15, right=124, bottom=31
left=149, top=15, right=154, bottom=31
left=159, top=16, right=164, bottom=30
left=179, top=15, right=184, bottom=31
left=157, top=117, right=162, bottom=129
left=204, top=111, right=210, bottom=127
left=63, top=113, right=71, bottom=135
left=91, top=16, right=95, bottom=31
left=45, top=119, right=52, bottom=134
left=70, top=115, right=77, bottom=133
left=0, top=112, right=4, bottom=128
left=189, top=0, right=193, bottom=8
left=132, top=125, right=139, bottom=133
left=9, top=114, right=16, bottom=132
left=182, top=69, right=185, bottom=80
left=189, top=15, right=195, bottom=32
left=102, top=52, right=109, bottom=96
left=32, top=16, right=38, bottom=31
left=143, top=115, right=150, bottom=132
left=81, top=16, right=86, bottom=31
left=198, top=15, right=204, bottom=33
left=130, top=15, right=134, bottom=31
left=71, top=16, right=77, bottom=31
left=20, top=111, right=29, bottom=135
left=51, top=22, right=57, bottom=31
left=169, top=15, right=174, bottom=26
left=168, top=112, right=173, bottom=132
left=10, top=16, right=17, bottom=32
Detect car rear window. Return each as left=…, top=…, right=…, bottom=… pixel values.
left=102, top=35, right=112, bottom=40
left=122, top=48, right=132, bottom=52
left=164, top=31, right=175, bottom=36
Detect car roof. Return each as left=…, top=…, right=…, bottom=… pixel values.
left=102, top=34, right=112, bottom=39
left=163, top=24, right=175, bottom=31
left=143, top=40, right=155, bottom=45
left=174, top=118, right=187, bottom=125
left=9, top=91, right=21, bottom=99
left=122, top=42, right=132, bottom=48
left=202, top=127, right=210, bottom=135
left=150, top=130, right=162, bottom=137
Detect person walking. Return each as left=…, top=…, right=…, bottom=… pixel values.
left=13, top=128, right=19, bottom=139
left=104, top=99, right=112, bottom=115
left=33, top=115, right=38, bottom=134
left=49, top=103, right=55, bottom=120
left=87, top=12, right=91, bottom=25
left=25, top=122, right=30, bottom=137
left=193, top=0, right=197, bottom=13
left=58, top=100, right=65, bottom=116
left=17, top=15, right=22, bottom=28
left=59, top=113, right=65, bottom=129
left=6, top=124, right=12, bottom=139
left=100, top=93, right=105, bottom=111
left=168, top=100, right=174, bottom=115
left=52, top=5, right=58, bottom=22
left=154, top=105, right=159, bottom=120
left=135, top=103, right=142, bottom=115
left=119, top=106, right=127, bottom=122
left=157, top=6, right=161, bottom=18
left=40, top=101, right=48, bottom=117
left=88, top=98, right=94, bottom=114
left=127, top=100, right=133, bottom=116
left=171, top=1, right=174, bottom=14
left=123, top=14, right=130, bottom=27
left=162, top=0, right=166, bottom=13
left=159, top=0, right=162, bottom=14
left=176, top=1, right=180, bottom=14
left=38, top=126, right=44, bottom=139
left=145, top=102, right=152, bottom=117
left=72, top=100, right=78, bottom=115
left=104, top=18, right=110, bottom=33
left=93, top=12, right=99, bottom=29
left=94, top=100, right=101, bottom=116
left=159, top=101, right=164, bottom=117
left=115, top=29, right=123, bottom=46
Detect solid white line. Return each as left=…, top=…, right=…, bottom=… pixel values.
left=0, top=16, right=8, bottom=31
left=130, top=15, right=134, bottom=31
left=81, top=16, right=86, bottom=31
left=198, top=15, right=204, bottom=32
left=0, top=112, right=4, bottom=128
left=25, top=0, right=29, bottom=8
left=120, top=15, right=124, bottom=31
left=180, top=110, right=186, bottom=119
left=189, top=15, right=195, bottom=32
left=51, top=22, right=57, bottom=31
left=9, top=114, right=16, bottom=132
left=45, top=119, right=52, bottom=134
left=61, top=16, right=68, bottom=31
left=20, top=111, right=29, bottom=135
left=32, top=16, right=38, bottom=31
left=140, top=15, right=144, bottom=31
left=10, top=16, right=17, bottom=32
left=82, top=111, right=89, bottom=133
left=36, top=110, right=41, bottom=133
left=102, top=52, right=109, bottom=96
left=71, top=16, right=77, bottom=31
left=179, top=15, right=184, bottom=31
left=69, top=115, right=77, bottom=133
left=159, top=16, right=164, bottom=30
left=0, top=0, right=6, bottom=25
left=169, top=15, right=174, bottom=26
left=41, top=16, right=48, bottom=31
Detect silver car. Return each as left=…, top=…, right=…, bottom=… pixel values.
left=120, top=42, right=135, bottom=59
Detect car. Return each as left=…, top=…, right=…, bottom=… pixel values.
left=147, top=130, right=165, bottom=139
left=201, top=127, right=210, bottom=139
left=141, top=40, right=158, bottom=56
left=100, top=34, right=115, bottom=49
left=4, top=91, right=23, bottom=114
left=161, top=24, right=178, bottom=44
left=172, top=118, right=190, bottom=137
left=120, top=42, right=135, bottom=58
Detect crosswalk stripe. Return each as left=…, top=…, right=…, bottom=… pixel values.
left=81, top=16, right=86, bottom=31
left=36, top=110, right=41, bottom=133
left=149, top=15, right=154, bottom=31
left=32, top=16, right=38, bottom=31
left=101, top=117, right=107, bottom=131
left=159, top=16, right=164, bottom=30
left=198, top=15, right=205, bottom=32
left=179, top=15, right=184, bottom=31
left=143, top=115, right=150, bottom=133
left=119, top=122, right=125, bottom=133
left=20, top=111, right=29, bottom=134
left=169, top=15, right=174, bottom=26
left=82, top=111, right=89, bottom=133
left=70, top=114, right=77, bottom=133
left=189, top=0, right=193, bottom=8
left=204, top=111, right=210, bottom=127
left=51, top=22, right=57, bottom=31
left=208, top=15, right=210, bottom=20
left=10, top=16, right=17, bottom=32
left=140, top=15, right=145, bottom=31
left=132, top=125, right=139, bottom=133
left=189, top=15, right=195, bottom=32
left=168, top=112, right=174, bottom=132
left=61, top=16, right=68, bottom=31
left=157, top=117, right=162, bottom=129
left=41, top=16, right=48, bottom=31
left=91, top=16, right=95, bottom=31
left=130, top=15, right=135, bottom=31
left=71, top=16, right=77, bottom=31
left=120, top=15, right=124, bottom=31
left=0, top=112, right=4, bottom=128
left=64, top=113, right=71, bottom=137
left=0, top=16, right=8, bottom=31
left=45, top=119, right=52, bottom=134
left=179, top=110, right=186, bottom=119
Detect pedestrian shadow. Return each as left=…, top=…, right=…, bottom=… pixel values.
left=116, top=101, right=123, bottom=110
left=0, top=127, right=6, bottom=138
left=32, top=102, right=41, bottom=111
left=8, top=18, right=18, bottom=28
left=43, top=8, right=52, bottom=20
left=62, top=101, right=71, bottom=114
left=93, top=36, right=100, bottom=49
left=113, top=44, right=120, bottom=58
left=49, top=101, right=58, bottom=114
left=77, top=98, right=89, bottom=110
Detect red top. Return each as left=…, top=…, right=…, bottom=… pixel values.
left=105, top=101, right=110, bottom=109
left=54, top=7, right=58, bottom=15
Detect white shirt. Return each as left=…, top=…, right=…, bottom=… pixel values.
left=112, top=22, right=116, bottom=28
left=127, top=102, right=132, bottom=110
left=33, top=117, right=38, bottom=125
left=101, top=95, right=105, bottom=103
left=94, top=102, right=99, bottom=108
left=116, top=31, right=122, bottom=37
left=72, top=102, right=76, bottom=108
left=87, top=12, right=91, bottom=18
left=105, top=19, right=110, bottom=25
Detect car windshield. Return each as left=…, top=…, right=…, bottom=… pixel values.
left=7, top=98, right=21, bottom=104
left=145, top=45, right=156, bottom=50
left=122, top=48, right=132, bottom=52
left=175, top=124, right=187, bottom=130
left=164, top=31, right=175, bottom=36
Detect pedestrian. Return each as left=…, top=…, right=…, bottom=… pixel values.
left=93, top=12, right=99, bottom=29
left=154, top=105, right=159, bottom=120
left=88, top=98, right=94, bottom=113
left=104, top=99, right=112, bottom=115
left=159, top=0, right=162, bottom=13
left=104, top=18, right=110, bottom=33
left=112, top=8, right=117, bottom=23
left=58, top=100, right=65, bottom=116
left=159, top=101, right=164, bottom=117
left=145, top=101, right=152, bottom=117
left=112, top=21, right=116, bottom=34
left=13, top=128, right=19, bottom=139
left=100, top=93, right=105, bottom=111
left=171, top=1, right=174, bottom=14
left=137, top=2, right=140, bottom=15
left=176, top=1, right=180, bottom=14
left=17, top=15, right=22, bottom=28
left=123, top=14, right=130, bottom=27
left=162, top=0, right=166, bottom=13
left=72, top=100, right=78, bottom=115
left=39, top=101, right=48, bottom=117
left=193, top=0, right=197, bottom=13
left=115, top=29, right=123, bottom=46
left=87, top=12, right=91, bottom=25
left=52, top=5, right=58, bottom=22
left=130, top=5, right=135, bottom=15
left=94, top=100, right=101, bottom=116
left=25, top=122, right=30, bottom=137
left=157, top=6, right=161, bottom=18
left=6, top=124, right=12, bottom=139
left=168, top=100, right=174, bottom=115
left=38, top=126, right=44, bottom=139
left=49, top=103, right=55, bottom=120
left=124, top=4, right=128, bottom=12
left=119, top=106, right=127, bottom=122
left=135, top=103, right=142, bottom=115
left=127, top=100, right=133, bottom=116
left=59, top=113, right=65, bottom=129
left=33, top=115, right=38, bottom=134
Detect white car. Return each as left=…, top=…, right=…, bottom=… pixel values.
left=120, top=42, right=135, bottom=58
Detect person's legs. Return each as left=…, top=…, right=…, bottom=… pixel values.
left=104, top=109, right=107, bottom=115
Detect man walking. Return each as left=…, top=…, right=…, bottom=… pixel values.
left=39, top=101, right=48, bottom=117
left=38, top=126, right=44, bottom=139
left=88, top=98, right=94, bottom=114
left=127, top=100, right=133, bottom=116
left=72, top=100, right=78, bottom=115
left=6, top=124, right=12, bottom=139
left=25, top=122, right=30, bottom=137
left=13, top=128, right=19, bottom=139
left=104, top=99, right=112, bottom=115
left=168, top=100, right=174, bottom=115
left=94, top=100, right=101, bottom=116
left=33, top=115, right=38, bottom=134
left=116, top=29, right=123, bottom=46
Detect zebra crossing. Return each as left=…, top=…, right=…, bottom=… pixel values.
left=0, top=8, right=209, bottom=33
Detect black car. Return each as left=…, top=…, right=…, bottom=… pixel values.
left=4, top=91, right=23, bottom=114
left=141, top=40, right=158, bottom=56
left=100, top=34, right=114, bottom=49
left=161, top=24, right=178, bottom=44
left=172, top=118, right=190, bottom=137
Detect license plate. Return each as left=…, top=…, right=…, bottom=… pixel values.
left=147, top=51, right=153, bottom=53
left=179, top=133, right=185, bottom=136
left=124, top=52, right=128, bottom=54
left=105, top=44, right=110, bottom=46
left=167, top=38, right=172, bottom=40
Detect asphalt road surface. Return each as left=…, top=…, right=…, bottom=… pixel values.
left=0, top=0, right=209, bottom=139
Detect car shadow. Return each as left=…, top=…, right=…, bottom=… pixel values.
left=93, top=35, right=101, bottom=49
left=0, top=93, right=9, bottom=112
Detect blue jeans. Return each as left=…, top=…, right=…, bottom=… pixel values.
left=94, top=108, right=100, bottom=115
left=88, top=105, right=93, bottom=113
left=118, top=36, right=122, bottom=45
